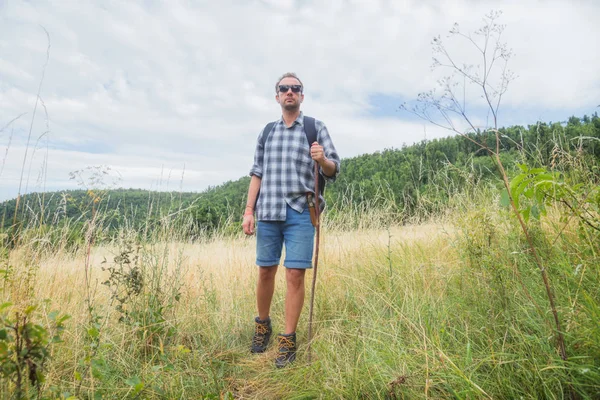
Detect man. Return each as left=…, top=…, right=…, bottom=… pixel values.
left=242, top=72, right=340, bottom=368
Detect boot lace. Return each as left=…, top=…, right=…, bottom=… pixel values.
left=277, top=336, right=295, bottom=354
left=253, top=322, right=269, bottom=346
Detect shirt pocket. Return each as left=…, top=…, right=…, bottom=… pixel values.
left=290, top=134, right=313, bottom=176
left=294, top=145, right=313, bottom=170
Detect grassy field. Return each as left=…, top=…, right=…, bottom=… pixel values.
left=2, top=191, right=599, bottom=399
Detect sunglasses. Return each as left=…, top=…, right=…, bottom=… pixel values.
left=278, top=85, right=303, bottom=93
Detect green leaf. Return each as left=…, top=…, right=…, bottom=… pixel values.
left=133, top=382, right=145, bottom=395
left=91, top=358, right=106, bottom=379
left=126, top=375, right=145, bottom=395
left=517, top=164, right=528, bottom=173
left=24, top=305, right=38, bottom=315
left=125, top=376, right=142, bottom=387
left=535, top=188, right=546, bottom=205
left=0, top=341, right=9, bottom=354
left=529, top=167, right=546, bottom=175
left=522, top=208, right=531, bottom=223
left=0, top=302, right=12, bottom=312
left=164, top=363, right=175, bottom=371
left=534, top=181, right=552, bottom=192
left=500, top=189, right=510, bottom=208
left=0, top=329, right=7, bottom=340
left=531, top=204, right=540, bottom=220
left=87, top=326, right=99, bottom=339
left=510, top=173, right=527, bottom=193
left=512, top=190, right=521, bottom=209
left=534, top=173, right=553, bottom=182
left=510, top=176, right=533, bottom=209
left=57, top=314, right=72, bottom=324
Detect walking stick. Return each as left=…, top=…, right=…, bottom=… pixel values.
left=307, top=162, right=320, bottom=363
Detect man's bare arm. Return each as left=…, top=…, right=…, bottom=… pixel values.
left=242, top=175, right=261, bottom=235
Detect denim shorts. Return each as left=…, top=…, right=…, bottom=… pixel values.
left=256, top=204, right=315, bottom=269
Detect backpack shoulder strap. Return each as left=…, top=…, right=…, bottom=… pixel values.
left=303, top=116, right=326, bottom=194
left=261, top=121, right=276, bottom=148
left=303, top=116, right=317, bottom=146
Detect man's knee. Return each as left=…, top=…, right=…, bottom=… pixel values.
left=286, top=268, right=306, bottom=288
left=258, top=265, right=278, bottom=281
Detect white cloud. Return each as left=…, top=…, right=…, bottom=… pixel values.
left=0, top=0, right=598, bottom=201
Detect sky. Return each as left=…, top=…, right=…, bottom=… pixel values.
left=0, top=0, right=598, bottom=201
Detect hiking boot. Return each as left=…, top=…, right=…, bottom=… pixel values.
left=275, top=332, right=297, bottom=368
left=251, top=317, right=272, bottom=353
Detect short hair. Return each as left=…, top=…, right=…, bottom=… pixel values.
left=275, top=72, right=303, bottom=93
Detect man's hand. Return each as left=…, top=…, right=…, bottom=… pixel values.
left=242, top=214, right=255, bottom=235
left=311, top=142, right=337, bottom=177
left=310, top=142, right=326, bottom=164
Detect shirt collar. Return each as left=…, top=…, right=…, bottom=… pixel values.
left=278, top=111, right=304, bottom=126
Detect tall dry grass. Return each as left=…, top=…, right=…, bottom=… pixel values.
left=2, top=188, right=599, bottom=399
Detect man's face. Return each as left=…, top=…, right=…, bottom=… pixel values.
left=276, top=77, right=304, bottom=111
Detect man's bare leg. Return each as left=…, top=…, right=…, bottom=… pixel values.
left=257, top=265, right=278, bottom=320
left=284, top=268, right=306, bottom=334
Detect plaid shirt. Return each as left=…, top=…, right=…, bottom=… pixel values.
left=249, top=112, right=340, bottom=221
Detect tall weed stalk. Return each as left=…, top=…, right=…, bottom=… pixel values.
left=402, top=10, right=575, bottom=397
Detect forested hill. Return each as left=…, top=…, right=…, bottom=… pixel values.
left=2, top=114, right=599, bottom=237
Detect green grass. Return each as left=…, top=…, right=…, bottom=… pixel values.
left=1, top=186, right=599, bottom=399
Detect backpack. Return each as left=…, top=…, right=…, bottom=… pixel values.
left=261, top=116, right=326, bottom=194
